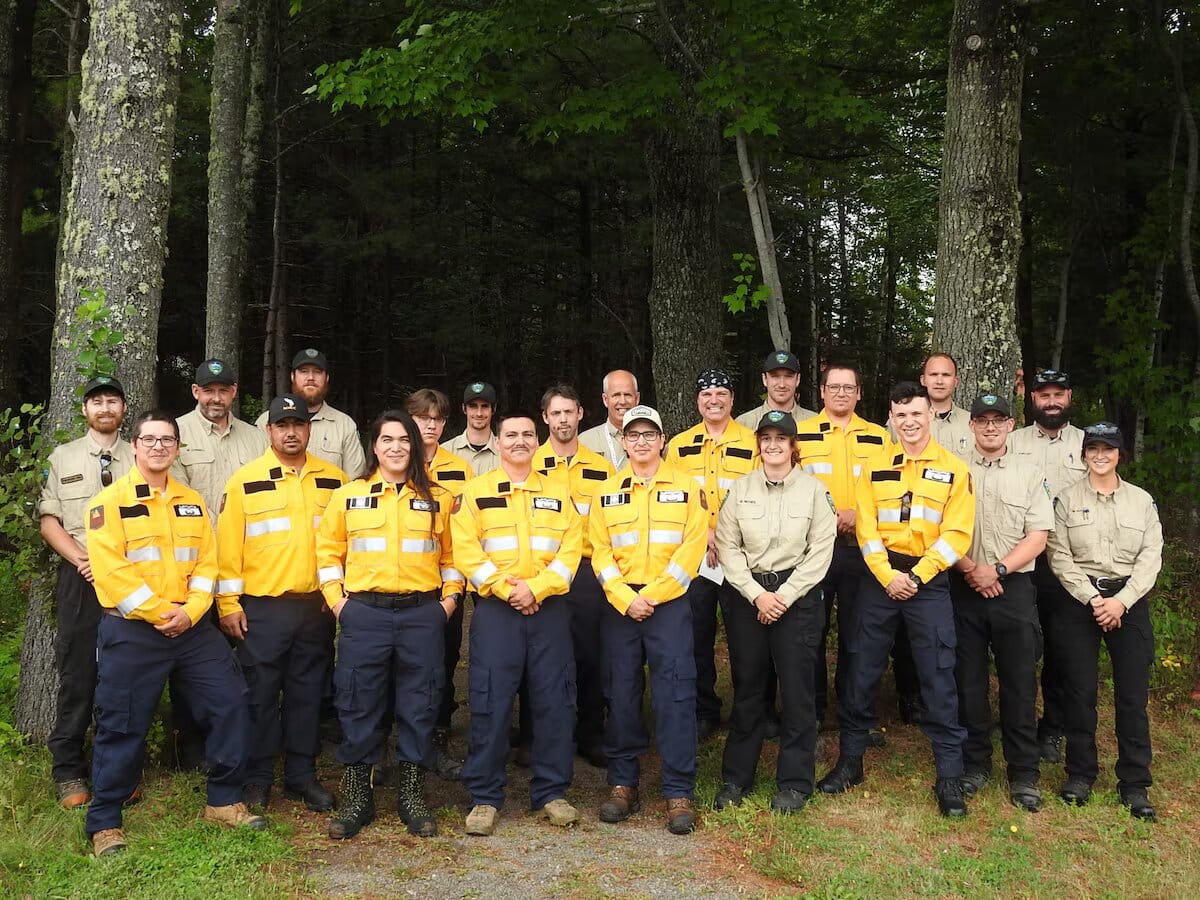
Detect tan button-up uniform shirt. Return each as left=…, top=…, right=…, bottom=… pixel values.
left=1007, top=422, right=1087, bottom=499
left=256, top=401, right=365, bottom=479
left=1047, top=476, right=1163, bottom=610
left=441, top=431, right=500, bottom=477
left=172, top=408, right=268, bottom=518
left=579, top=421, right=628, bottom=470
left=39, top=434, right=136, bottom=552
left=965, top=451, right=1054, bottom=572
left=734, top=401, right=817, bottom=431
left=716, top=467, right=837, bottom=607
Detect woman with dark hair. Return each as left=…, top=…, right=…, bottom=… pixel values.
left=316, top=410, right=465, bottom=839
left=1047, top=422, right=1163, bottom=821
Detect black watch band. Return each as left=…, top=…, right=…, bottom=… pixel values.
left=910, top=573, right=924, bottom=589
left=995, top=563, right=1008, bottom=580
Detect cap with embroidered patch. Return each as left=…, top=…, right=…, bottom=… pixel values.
left=291, top=348, right=329, bottom=371
left=1081, top=421, right=1123, bottom=451
left=622, top=405, right=663, bottom=433
left=267, top=393, right=312, bottom=424
left=1030, top=369, right=1070, bottom=390
left=762, top=350, right=801, bottom=374
left=969, top=393, right=1012, bottom=418
left=83, top=376, right=125, bottom=400
left=755, top=409, right=798, bottom=437
left=462, top=382, right=497, bottom=405
left=194, top=359, right=236, bottom=387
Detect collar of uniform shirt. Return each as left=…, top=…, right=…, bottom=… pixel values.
left=898, top=440, right=941, bottom=461
left=970, top=450, right=1009, bottom=467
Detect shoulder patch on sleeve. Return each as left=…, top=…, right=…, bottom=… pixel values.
left=826, top=491, right=836, bottom=512
left=219, top=493, right=227, bottom=513
left=451, top=495, right=463, bottom=515
left=700, top=491, right=709, bottom=510
left=89, top=505, right=105, bottom=530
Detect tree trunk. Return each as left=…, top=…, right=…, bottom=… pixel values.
left=1014, top=148, right=1035, bottom=425
left=205, top=0, right=249, bottom=365
left=17, top=0, right=185, bottom=739
left=806, top=197, right=821, bottom=407
left=1050, top=220, right=1080, bottom=370
left=735, top=130, right=790, bottom=351
left=933, top=0, right=1027, bottom=403
left=52, top=1, right=88, bottom=293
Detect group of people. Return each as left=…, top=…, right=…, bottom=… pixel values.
left=37, top=347, right=1164, bottom=860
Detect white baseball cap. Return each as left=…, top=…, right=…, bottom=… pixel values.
left=621, top=405, right=663, bottom=432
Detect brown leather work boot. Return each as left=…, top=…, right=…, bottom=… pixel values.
left=203, top=801, right=269, bottom=830
left=598, top=785, right=640, bottom=823
left=92, top=828, right=127, bottom=857
left=666, top=797, right=697, bottom=834
left=56, top=778, right=90, bottom=810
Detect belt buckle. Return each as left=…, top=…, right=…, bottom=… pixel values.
left=760, top=571, right=780, bottom=589
left=1097, top=577, right=1120, bottom=592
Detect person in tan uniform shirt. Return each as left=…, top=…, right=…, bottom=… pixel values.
left=733, top=350, right=817, bottom=430
left=441, top=381, right=500, bottom=476
left=38, top=376, right=136, bottom=808
left=949, top=393, right=1053, bottom=813
left=1047, top=422, right=1162, bottom=822
left=1005, top=367, right=1086, bottom=763
left=714, top=410, right=836, bottom=814
left=255, top=349, right=366, bottom=478
left=579, top=369, right=640, bottom=470
left=173, top=358, right=268, bottom=518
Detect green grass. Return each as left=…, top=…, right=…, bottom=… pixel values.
left=0, top=747, right=304, bottom=899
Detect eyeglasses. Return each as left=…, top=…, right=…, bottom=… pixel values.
left=624, top=430, right=661, bottom=444
left=136, top=435, right=178, bottom=448
left=99, top=451, right=113, bottom=487
left=824, top=384, right=858, bottom=395
left=1032, top=369, right=1069, bottom=387
left=413, top=415, right=446, bottom=425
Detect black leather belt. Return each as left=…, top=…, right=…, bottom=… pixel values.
left=351, top=590, right=438, bottom=609
left=887, top=550, right=921, bottom=572
left=1089, top=575, right=1129, bottom=598
left=627, top=584, right=646, bottom=592
left=753, top=568, right=795, bottom=589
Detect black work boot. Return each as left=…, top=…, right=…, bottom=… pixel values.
left=328, top=764, right=375, bottom=840
left=935, top=777, right=968, bottom=818
left=397, top=762, right=437, bottom=837
left=431, top=728, right=463, bottom=781
left=817, top=755, right=865, bottom=794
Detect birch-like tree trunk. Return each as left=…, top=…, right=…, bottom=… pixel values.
left=205, top=0, right=249, bottom=364
left=17, top=0, right=184, bottom=738
left=735, top=130, right=790, bottom=351
left=933, top=0, right=1027, bottom=403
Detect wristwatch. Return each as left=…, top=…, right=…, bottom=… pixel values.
left=909, top=573, right=924, bottom=589
left=995, top=563, right=1008, bottom=580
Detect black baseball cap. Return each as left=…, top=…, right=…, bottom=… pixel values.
left=291, top=348, right=329, bottom=371
left=969, top=393, right=1012, bottom=418
left=83, top=375, right=125, bottom=399
left=755, top=410, right=798, bottom=437
left=1081, top=422, right=1123, bottom=451
left=463, top=382, right=497, bottom=405
left=267, top=393, right=312, bottom=425
left=762, top=350, right=802, bottom=373
left=1030, top=369, right=1070, bottom=390
left=194, top=359, right=236, bottom=386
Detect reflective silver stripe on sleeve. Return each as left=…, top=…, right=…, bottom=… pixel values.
left=877, top=508, right=903, bottom=523
left=401, top=538, right=438, bottom=554
left=666, top=562, right=692, bottom=589
left=216, top=578, right=244, bottom=594
left=861, top=539, right=885, bottom=558
left=470, top=560, right=498, bottom=589
left=125, top=546, right=162, bottom=563
left=350, top=537, right=387, bottom=552
left=481, top=535, right=520, bottom=553
left=440, top=567, right=464, bottom=583
left=718, top=477, right=736, bottom=490
left=245, top=516, right=291, bottom=538
left=693, top=475, right=706, bottom=485
left=115, top=583, right=155, bottom=617
left=853, top=464, right=863, bottom=478
left=597, top=565, right=621, bottom=586
left=932, top=538, right=960, bottom=565
left=529, top=535, right=562, bottom=553
left=313, top=516, right=322, bottom=530
left=803, top=462, right=834, bottom=475
left=610, top=531, right=640, bottom=548
left=174, top=547, right=199, bottom=563
left=648, top=530, right=684, bottom=544
left=911, top=505, right=943, bottom=525
left=574, top=501, right=591, bottom=516
left=318, top=565, right=344, bottom=584
left=547, top=559, right=574, bottom=584
left=189, top=576, right=215, bottom=594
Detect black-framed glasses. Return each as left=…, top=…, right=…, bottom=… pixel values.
left=136, top=435, right=179, bottom=448
left=624, top=430, right=662, bottom=444
left=99, top=451, right=113, bottom=487
left=1032, top=369, right=1069, bottom=387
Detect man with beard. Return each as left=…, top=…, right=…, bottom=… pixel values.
left=256, top=349, right=365, bottom=478
left=443, top=382, right=501, bottom=476
left=174, top=359, right=268, bottom=518
left=580, top=370, right=640, bottom=470
left=1007, top=369, right=1087, bottom=763
left=216, top=394, right=347, bottom=814
left=734, top=350, right=817, bottom=429
left=39, top=376, right=136, bottom=808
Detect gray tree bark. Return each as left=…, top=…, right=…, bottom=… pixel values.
left=17, top=0, right=185, bottom=738
left=735, top=130, right=790, bottom=351
left=205, top=0, right=249, bottom=365
left=933, top=0, right=1027, bottom=403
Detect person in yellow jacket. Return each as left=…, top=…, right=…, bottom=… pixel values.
left=591, top=405, right=707, bottom=835
left=452, top=412, right=583, bottom=837
left=818, top=381, right=975, bottom=819
left=216, top=394, right=347, bottom=814
left=316, top=410, right=462, bottom=840
left=665, top=368, right=759, bottom=739
left=85, top=411, right=266, bottom=858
